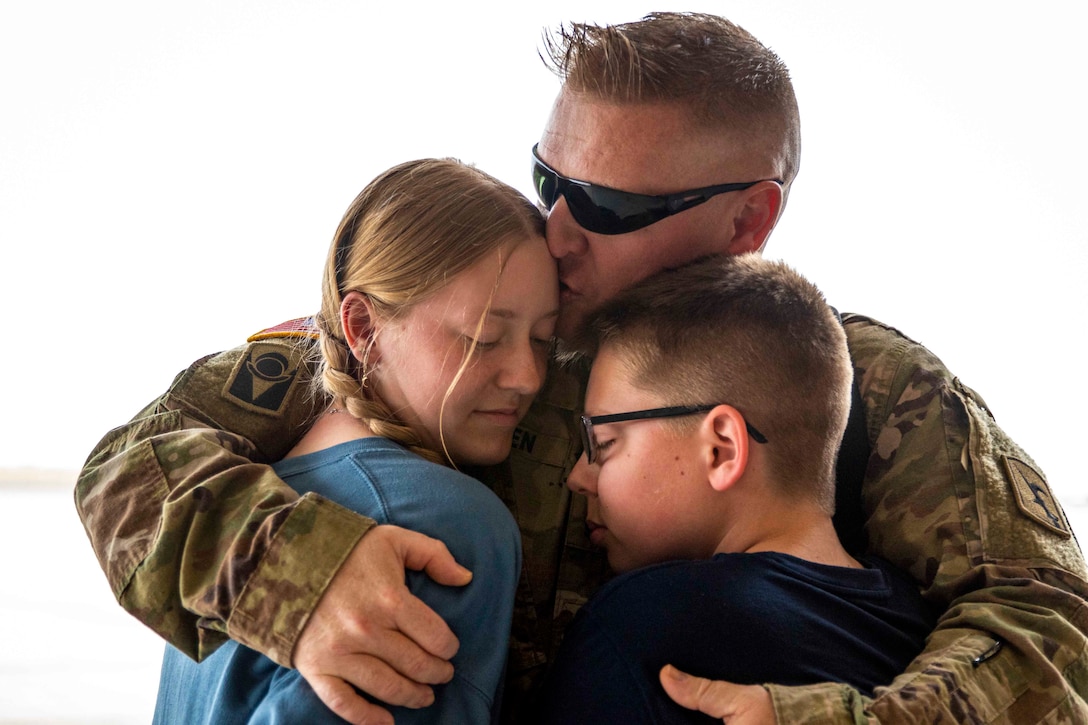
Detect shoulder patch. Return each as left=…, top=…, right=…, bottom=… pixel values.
left=248, top=317, right=319, bottom=342
left=223, top=342, right=303, bottom=416
left=1003, top=456, right=1071, bottom=538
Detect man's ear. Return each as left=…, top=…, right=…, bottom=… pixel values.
left=727, top=180, right=783, bottom=255
left=340, top=291, right=380, bottom=365
left=700, top=405, right=750, bottom=493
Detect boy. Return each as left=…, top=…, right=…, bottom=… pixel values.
left=536, top=254, right=935, bottom=723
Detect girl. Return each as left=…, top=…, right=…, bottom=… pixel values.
left=154, top=158, right=559, bottom=724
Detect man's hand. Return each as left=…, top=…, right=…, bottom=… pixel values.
left=293, top=525, right=474, bottom=725
left=660, top=665, right=775, bottom=724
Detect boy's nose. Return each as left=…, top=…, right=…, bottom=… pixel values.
left=566, top=453, right=597, bottom=495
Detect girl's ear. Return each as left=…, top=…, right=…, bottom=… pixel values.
left=699, top=405, right=750, bottom=493
left=340, top=291, right=381, bottom=365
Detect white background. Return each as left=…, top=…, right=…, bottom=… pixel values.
left=1, top=2, right=1086, bottom=722
left=2, top=2, right=1085, bottom=504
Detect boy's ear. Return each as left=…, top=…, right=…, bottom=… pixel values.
left=726, top=180, right=783, bottom=255
left=340, top=291, right=381, bottom=365
left=700, top=405, right=750, bottom=493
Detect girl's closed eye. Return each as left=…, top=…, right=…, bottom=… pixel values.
left=466, top=334, right=500, bottom=351
left=532, top=336, right=556, bottom=351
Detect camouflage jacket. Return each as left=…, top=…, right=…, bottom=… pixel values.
left=75, top=313, right=1088, bottom=723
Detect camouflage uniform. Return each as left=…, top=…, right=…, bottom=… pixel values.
left=76, top=313, right=1088, bottom=723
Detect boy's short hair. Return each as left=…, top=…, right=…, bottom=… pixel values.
left=583, top=254, right=852, bottom=513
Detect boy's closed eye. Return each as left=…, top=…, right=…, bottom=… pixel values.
left=593, top=438, right=617, bottom=460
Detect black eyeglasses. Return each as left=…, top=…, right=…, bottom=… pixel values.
left=578, top=404, right=768, bottom=464
left=531, top=144, right=782, bottom=236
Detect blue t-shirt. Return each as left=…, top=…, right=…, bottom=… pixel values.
left=535, top=552, right=935, bottom=724
left=154, top=437, right=522, bottom=725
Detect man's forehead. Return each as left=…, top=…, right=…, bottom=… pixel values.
left=539, top=93, right=754, bottom=192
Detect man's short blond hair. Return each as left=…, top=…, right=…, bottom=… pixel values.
left=542, top=12, right=801, bottom=186
left=584, top=254, right=852, bottom=513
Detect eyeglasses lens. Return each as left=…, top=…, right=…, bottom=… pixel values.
left=578, top=416, right=596, bottom=464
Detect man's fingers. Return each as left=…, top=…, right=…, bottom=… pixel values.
left=332, top=652, right=437, bottom=708
left=365, top=624, right=456, bottom=686
left=306, top=673, right=395, bottom=725
left=302, top=651, right=441, bottom=716
left=660, top=665, right=775, bottom=724
left=394, top=527, right=474, bottom=587
left=299, top=602, right=455, bottom=690
left=292, top=526, right=471, bottom=720
left=660, top=665, right=732, bottom=718
left=389, top=583, right=461, bottom=661
left=383, top=527, right=470, bottom=661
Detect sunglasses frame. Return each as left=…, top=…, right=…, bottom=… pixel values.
left=579, top=403, right=768, bottom=464
left=532, top=144, right=781, bottom=236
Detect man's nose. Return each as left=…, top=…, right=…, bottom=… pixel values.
left=566, top=452, right=597, bottom=496
left=545, top=196, right=589, bottom=260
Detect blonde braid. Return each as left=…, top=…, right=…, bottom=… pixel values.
left=314, top=306, right=445, bottom=465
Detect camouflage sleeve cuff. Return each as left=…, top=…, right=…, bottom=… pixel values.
left=766, top=681, right=869, bottom=725
left=227, top=492, right=375, bottom=667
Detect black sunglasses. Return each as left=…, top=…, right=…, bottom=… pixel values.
left=579, top=404, right=768, bottom=464
left=531, top=144, right=782, bottom=236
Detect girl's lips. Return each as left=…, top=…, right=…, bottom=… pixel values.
left=475, top=409, right=520, bottom=426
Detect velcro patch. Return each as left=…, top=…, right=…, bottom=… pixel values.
left=247, top=317, right=319, bottom=342
left=223, top=342, right=302, bottom=416
left=1003, top=456, right=1071, bottom=538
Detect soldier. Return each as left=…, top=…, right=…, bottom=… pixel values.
left=77, top=12, right=1088, bottom=725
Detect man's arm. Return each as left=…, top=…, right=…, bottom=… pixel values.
left=669, top=315, right=1088, bottom=724
left=74, top=334, right=371, bottom=662
left=75, top=330, right=469, bottom=724
left=839, top=314, right=1087, bottom=723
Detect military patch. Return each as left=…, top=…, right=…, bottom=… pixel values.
left=223, top=343, right=301, bottom=416
left=1003, top=455, right=1071, bottom=538
left=247, top=317, right=319, bottom=342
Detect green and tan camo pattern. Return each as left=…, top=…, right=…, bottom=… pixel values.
left=765, top=314, right=1088, bottom=724
left=74, top=338, right=369, bottom=666
left=75, top=315, right=1088, bottom=723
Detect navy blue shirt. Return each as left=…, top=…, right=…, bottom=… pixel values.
left=536, top=552, right=934, bottom=724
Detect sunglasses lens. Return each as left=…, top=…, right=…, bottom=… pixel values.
left=560, top=185, right=669, bottom=235
left=562, top=185, right=618, bottom=235
left=532, top=160, right=559, bottom=209
left=580, top=186, right=668, bottom=235
left=530, top=147, right=668, bottom=235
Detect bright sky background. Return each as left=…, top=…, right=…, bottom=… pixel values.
left=2, top=1, right=1086, bottom=512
